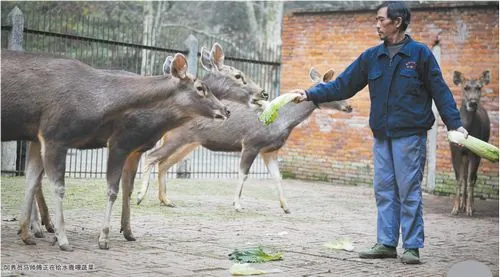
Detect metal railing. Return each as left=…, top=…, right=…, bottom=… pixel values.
left=1, top=7, right=281, bottom=179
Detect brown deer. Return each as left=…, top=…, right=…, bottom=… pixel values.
left=1, top=49, right=230, bottom=251
left=27, top=43, right=269, bottom=244
left=450, top=70, right=491, bottom=216
left=136, top=68, right=353, bottom=213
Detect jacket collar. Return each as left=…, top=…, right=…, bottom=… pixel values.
left=376, top=34, right=412, bottom=58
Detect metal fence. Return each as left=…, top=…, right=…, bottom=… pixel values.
left=1, top=7, right=282, bottom=179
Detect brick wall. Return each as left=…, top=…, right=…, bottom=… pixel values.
left=279, top=5, right=499, bottom=199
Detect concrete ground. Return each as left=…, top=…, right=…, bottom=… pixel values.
left=1, top=177, right=498, bottom=276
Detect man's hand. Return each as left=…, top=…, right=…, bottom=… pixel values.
left=290, top=89, right=307, bottom=103
left=450, top=126, right=469, bottom=148
left=455, top=126, right=468, bottom=139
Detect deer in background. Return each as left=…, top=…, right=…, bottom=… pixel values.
left=27, top=42, right=269, bottom=244
left=1, top=50, right=229, bottom=251
left=450, top=70, right=491, bottom=216
left=136, top=68, right=353, bottom=213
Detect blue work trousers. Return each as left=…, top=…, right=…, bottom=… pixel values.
left=373, top=134, right=426, bottom=249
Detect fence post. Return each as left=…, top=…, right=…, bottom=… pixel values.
left=175, top=34, right=199, bottom=179
left=426, top=35, right=441, bottom=193
left=8, top=6, right=24, bottom=50
left=2, top=7, right=25, bottom=176
left=184, top=34, right=198, bottom=75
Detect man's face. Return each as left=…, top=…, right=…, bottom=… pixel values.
left=376, top=7, right=400, bottom=41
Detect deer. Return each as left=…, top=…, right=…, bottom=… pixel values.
left=450, top=70, right=492, bottom=216
left=136, top=68, right=353, bottom=213
left=1, top=49, right=231, bottom=251
left=24, top=43, right=269, bottom=245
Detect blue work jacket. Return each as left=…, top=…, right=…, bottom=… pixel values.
left=306, top=35, right=462, bottom=139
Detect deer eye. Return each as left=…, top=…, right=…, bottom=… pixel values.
left=235, top=74, right=242, bottom=79
left=464, top=85, right=470, bottom=90
left=197, top=86, right=207, bottom=95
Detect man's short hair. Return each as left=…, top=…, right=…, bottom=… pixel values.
left=377, top=1, right=411, bottom=31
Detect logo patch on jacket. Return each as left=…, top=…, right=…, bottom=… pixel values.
left=405, top=61, right=417, bottom=69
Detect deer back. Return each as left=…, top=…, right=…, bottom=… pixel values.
left=1, top=50, right=228, bottom=151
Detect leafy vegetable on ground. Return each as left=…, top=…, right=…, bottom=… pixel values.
left=228, top=246, right=283, bottom=263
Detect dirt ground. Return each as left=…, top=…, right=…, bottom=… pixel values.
left=1, top=177, right=498, bottom=276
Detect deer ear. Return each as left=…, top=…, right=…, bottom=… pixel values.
left=323, top=69, right=335, bottom=82
left=480, top=70, right=490, bottom=86
left=163, top=56, right=174, bottom=76
left=453, top=71, right=463, bottom=86
left=170, top=53, right=188, bottom=79
left=200, top=47, right=214, bottom=72
left=211, top=43, right=224, bottom=70
left=309, top=67, right=322, bottom=83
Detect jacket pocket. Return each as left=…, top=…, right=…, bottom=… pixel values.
left=368, top=70, right=382, bottom=99
left=400, top=69, right=422, bottom=96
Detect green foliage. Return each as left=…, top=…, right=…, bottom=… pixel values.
left=228, top=246, right=282, bottom=263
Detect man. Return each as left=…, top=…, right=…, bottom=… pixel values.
left=293, top=1, right=468, bottom=264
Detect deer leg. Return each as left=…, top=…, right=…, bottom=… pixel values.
left=466, top=156, right=481, bottom=216
left=19, top=141, right=44, bottom=246
left=157, top=143, right=199, bottom=207
left=30, top=185, right=55, bottom=237
left=451, top=153, right=466, bottom=215
left=98, top=147, right=128, bottom=250
left=38, top=139, right=71, bottom=251
left=233, top=149, right=258, bottom=212
left=136, top=153, right=156, bottom=205
left=36, top=185, right=55, bottom=233
left=30, top=188, right=44, bottom=238
left=120, top=152, right=141, bottom=241
left=459, top=156, right=469, bottom=212
left=261, top=151, right=290, bottom=214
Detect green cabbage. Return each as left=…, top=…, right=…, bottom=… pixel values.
left=448, top=131, right=499, bottom=162
left=259, top=93, right=301, bottom=126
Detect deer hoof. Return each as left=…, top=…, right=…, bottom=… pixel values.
left=33, top=230, right=45, bottom=238
left=98, top=240, right=109, bottom=250
left=120, top=227, right=136, bottom=241
left=124, top=233, right=136, bottom=241
left=283, top=209, right=291, bottom=214
left=160, top=201, right=176, bottom=208
left=22, top=236, right=37, bottom=245
left=136, top=197, right=143, bottom=206
left=466, top=207, right=474, bottom=216
left=98, top=235, right=110, bottom=250
left=451, top=207, right=459, bottom=215
left=45, top=223, right=55, bottom=233
left=31, top=224, right=44, bottom=238
left=59, top=244, right=74, bottom=252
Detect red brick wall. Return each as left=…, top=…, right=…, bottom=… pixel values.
left=279, top=6, right=499, bottom=198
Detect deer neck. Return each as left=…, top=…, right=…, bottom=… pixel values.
left=273, top=100, right=317, bottom=130
left=101, top=75, right=179, bottom=116
left=460, top=102, right=479, bottom=130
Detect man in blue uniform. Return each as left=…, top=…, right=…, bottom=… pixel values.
left=293, top=1, right=468, bottom=264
